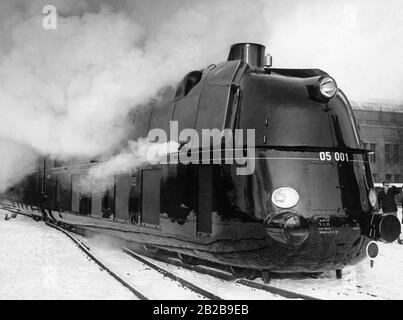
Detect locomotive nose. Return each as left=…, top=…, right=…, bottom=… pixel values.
left=264, top=212, right=401, bottom=248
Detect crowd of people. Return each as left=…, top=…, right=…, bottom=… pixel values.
left=377, top=182, right=403, bottom=244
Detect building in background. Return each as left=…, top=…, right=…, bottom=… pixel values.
left=352, top=101, right=403, bottom=183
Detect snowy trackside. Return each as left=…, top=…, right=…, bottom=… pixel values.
left=0, top=209, right=136, bottom=300
left=2, top=208, right=403, bottom=300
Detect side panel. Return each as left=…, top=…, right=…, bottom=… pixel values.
left=115, top=174, right=130, bottom=222
left=58, top=174, right=71, bottom=212
left=149, top=90, right=175, bottom=139
left=308, top=163, right=341, bottom=211
left=79, top=191, right=91, bottom=216
left=25, top=175, right=38, bottom=206
left=102, top=182, right=116, bottom=219
left=195, top=61, right=241, bottom=138
left=196, top=85, right=230, bottom=136
left=34, top=172, right=42, bottom=207
left=172, top=88, right=201, bottom=149
left=91, top=184, right=103, bottom=217
left=197, top=166, right=213, bottom=235
left=129, top=172, right=141, bottom=224
left=45, top=175, right=57, bottom=210
left=71, top=174, right=80, bottom=213
left=141, top=169, right=161, bottom=226
left=130, top=109, right=152, bottom=141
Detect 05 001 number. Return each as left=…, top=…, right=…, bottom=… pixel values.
left=319, top=151, right=349, bottom=162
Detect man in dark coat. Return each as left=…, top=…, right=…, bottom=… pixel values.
left=377, top=182, right=403, bottom=244
left=377, top=182, right=401, bottom=216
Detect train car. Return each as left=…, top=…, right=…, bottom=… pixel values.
left=6, top=43, right=401, bottom=279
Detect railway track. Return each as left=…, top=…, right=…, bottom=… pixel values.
left=0, top=203, right=333, bottom=300
left=124, top=248, right=320, bottom=300
left=0, top=204, right=28, bottom=219
left=122, top=247, right=223, bottom=300
left=0, top=204, right=151, bottom=299
left=0, top=203, right=224, bottom=300
left=46, top=220, right=224, bottom=300
left=45, top=221, right=149, bottom=300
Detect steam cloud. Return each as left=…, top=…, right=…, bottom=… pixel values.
left=87, top=139, right=179, bottom=192
left=0, top=0, right=402, bottom=191
left=0, top=0, right=268, bottom=191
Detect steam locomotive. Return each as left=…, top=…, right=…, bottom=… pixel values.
left=5, top=43, right=401, bottom=279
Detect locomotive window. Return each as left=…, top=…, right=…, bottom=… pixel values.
left=174, top=70, right=202, bottom=100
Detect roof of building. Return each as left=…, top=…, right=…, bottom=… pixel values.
left=351, top=101, right=403, bottom=113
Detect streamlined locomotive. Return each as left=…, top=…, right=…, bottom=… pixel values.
left=6, top=43, right=401, bottom=278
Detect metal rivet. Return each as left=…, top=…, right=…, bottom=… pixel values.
left=265, top=117, right=269, bottom=126
left=263, top=135, right=267, bottom=144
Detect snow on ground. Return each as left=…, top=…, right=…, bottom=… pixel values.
left=0, top=209, right=136, bottom=300
left=2, top=207, right=403, bottom=299
left=137, top=255, right=287, bottom=300
left=79, top=234, right=287, bottom=300
left=74, top=234, right=211, bottom=300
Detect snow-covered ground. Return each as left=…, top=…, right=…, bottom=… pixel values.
left=1, top=207, right=403, bottom=300
left=79, top=234, right=288, bottom=300
left=70, top=233, right=215, bottom=300
left=0, top=209, right=136, bottom=300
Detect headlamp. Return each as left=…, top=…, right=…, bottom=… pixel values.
left=265, top=212, right=310, bottom=245
left=319, top=76, right=338, bottom=99
left=271, top=187, right=299, bottom=209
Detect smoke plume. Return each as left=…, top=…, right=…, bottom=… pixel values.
left=0, top=0, right=268, bottom=191
left=87, top=139, right=179, bottom=192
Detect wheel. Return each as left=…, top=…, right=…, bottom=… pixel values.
left=261, top=270, right=271, bottom=284
left=246, top=270, right=260, bottom=280
left=336, top=269, right=342, bottom=279
left=130, top=215, right=137, bottom=225
left=177, top=253, right=196, bottom=265
left=308, top=272, right=323, bottom=279
left=143, top=244, right=159, bottom=254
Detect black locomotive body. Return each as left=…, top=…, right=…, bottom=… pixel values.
left=6, top=43, right=401, bottom=274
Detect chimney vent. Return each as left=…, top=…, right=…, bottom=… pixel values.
left=227, top=43, right=266, bottom=68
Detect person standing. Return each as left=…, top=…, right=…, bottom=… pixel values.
left=377, top=182, right=403, bottom=244
left=377, top=182, right=401, bottom=216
